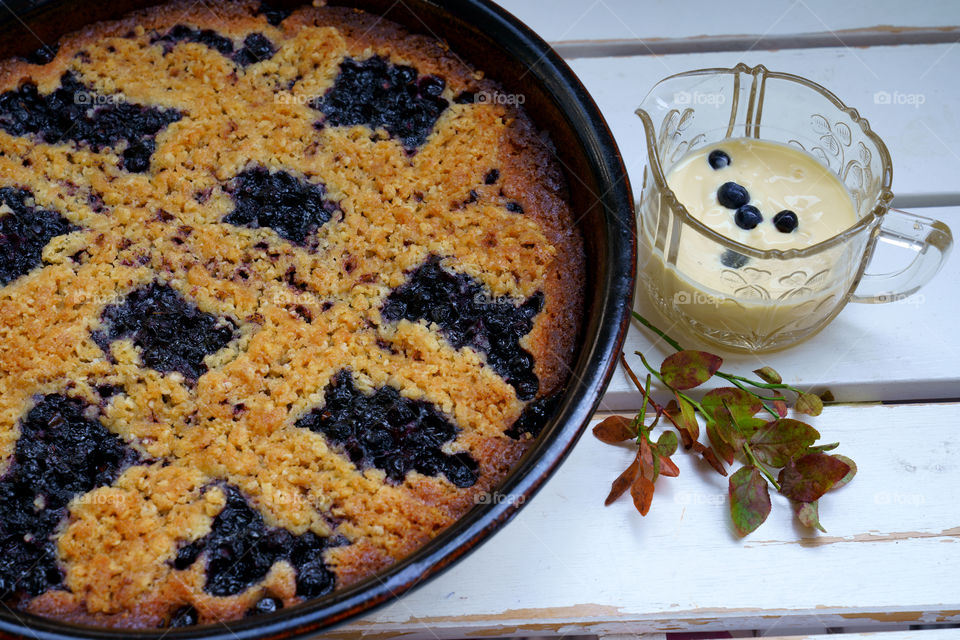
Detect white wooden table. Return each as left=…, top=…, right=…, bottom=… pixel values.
left=336, top=3, right=960, bottom=638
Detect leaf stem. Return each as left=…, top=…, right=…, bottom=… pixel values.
left=742, top=443, right=781, bottom=491
left=632, top=311, right=684, bottom=352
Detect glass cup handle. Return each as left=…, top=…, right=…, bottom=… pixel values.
left=850, top=209, right=953, bottom=303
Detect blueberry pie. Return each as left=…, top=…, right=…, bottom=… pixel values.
left=0, top=0, right=583, bottom=627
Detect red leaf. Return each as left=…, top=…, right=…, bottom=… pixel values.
left=660, top=350, right=723, bottom=390
left=729, top=465, right=772, bottom=536
left=831, top=454, right=858, bottom=490
left=631, top=473, right=656, bottom=516
left=778, top=453, right=851, bottom=502
left=772, top=393, right=788, bottom=418
left=593, top=415, right=636, bottom=444
left=659, top=455, right=680, bottom=477
left=638, top=438, right=655, bottom=480
left=605, top=457, right=640, bottom=506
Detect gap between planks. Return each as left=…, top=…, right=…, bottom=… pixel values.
left=551, top=26, right=960, bottom=59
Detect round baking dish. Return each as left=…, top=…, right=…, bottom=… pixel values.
left=0, top=1, right=636, bottom=637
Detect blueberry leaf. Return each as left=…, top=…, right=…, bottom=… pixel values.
left=674, top=393, right=700, bottom=441
left=658, top=455, right=680, bottom=477
left=830, top=454, right=857, bottom=490
left=753, top=366, right=782, bottom=384
left=605, top=456, right=640, bottom=506
left=707, top=418, right=737, bottom=465
left=660, top=350, right=722, bottom=390
left=702, top=388, right=762, bottom=425
left=749, top=419, right=820, bottom=467
left=656, top=430, right=679, bottom=457
left=795, top=391, right=824, bottom=416
left=793, top=499, right=827, bottom=533
left=631, top=472, right=655, bottom=516
left=729, top=465, right=771, bottom=536
left=778, top=453, right=850, bottom=502
left=593, top=415, right=636, bottom=444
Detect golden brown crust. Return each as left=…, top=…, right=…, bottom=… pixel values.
left=0, top=0, right=583, bottom=627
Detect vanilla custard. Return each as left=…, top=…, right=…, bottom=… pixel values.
left=639, top=138, right=863, bottom=349
left=667, top=138, right=857, bottom=250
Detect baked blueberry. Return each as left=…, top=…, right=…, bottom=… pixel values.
left=0, top=187, right=77, bottom=286
left=296, top=370, right=478, bottom=488
left=0, top=394, right=140, bottom=597
left=93, top=283, right=237, bottom=380
left=168, top=606, right=199, bottom=628
left=717, top=182, right=750, bottom=209
left=708, top=149, right=731, bottom=169
left=734, top=204, right=763, bottom=230
left=311, top=56, right=449, bottom=150
left=381, top=256, right=543, bottom=400
left=224, top=166, right=339, bottom=247
left=773, top=209, right=799, bottom=233
left=232, top=33, right=277, bottom=67
left=173, top=486, right=340, bottom=598
left=0, top=72, right=181, bottom=173
left=505, top=394, right=560, bottom=439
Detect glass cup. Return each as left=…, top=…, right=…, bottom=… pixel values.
left=635, top=63, right=953, bottom=352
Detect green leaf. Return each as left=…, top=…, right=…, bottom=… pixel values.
left=831, top=454, right=858, bottom=490
left=793, top=500, right=827, bottom=533
left=778, top=453, right=851, bottom=502
left=749, top=419, right=820, bottom=467
left=660, top=350, right=723, bottom=390
left=703, top=388, right=763, bottom=424
left=729, top=465, right=771, bottom=536
left=808, top=442, right=839, bottom=453
left=706, top=418, right=737, bottom=465
left=795, top=391, right=824, bottom=416
left=753, top=366, right=782, bottom=384
left=656, top=430, right=679, bottom=457
left=675, top=393, right=700, bottom=441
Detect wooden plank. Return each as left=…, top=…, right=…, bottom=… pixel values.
left=493, top=0, right=960, bottom=48
left=761, top=631, right=960, bottom=640
left=601, top=205, right=959, bottom=409
left=567, top=46, right=960, bottom=205
left=331, top=404, right=960, bottom=639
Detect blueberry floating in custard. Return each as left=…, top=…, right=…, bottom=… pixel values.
left=734, top=204, right=763, bottom=230
left=717, top=181, right=749, bottom=209
left=773, top=209, right=799, bottom=233
left=708, top=149, right=731, bottom=170
left=720, top=249, right=749, bottom=269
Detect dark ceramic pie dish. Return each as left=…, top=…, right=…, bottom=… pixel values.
left=0, top=0, right=635, bottom=638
